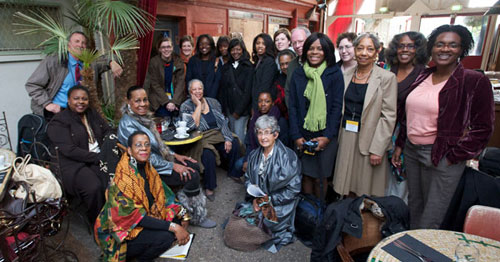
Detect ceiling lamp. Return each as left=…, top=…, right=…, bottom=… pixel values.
left=451, top=3, right=463, bottom=11
left=379, top=6, right=389, bottom=13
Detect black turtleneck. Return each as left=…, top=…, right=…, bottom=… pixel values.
left=136, top=162, right=171, bottom=231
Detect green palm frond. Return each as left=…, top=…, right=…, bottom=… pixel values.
left=73, top=49, right=100, bottom=69
left=108, top=35, right=139, bottom=65
left=13, top=10, right=69, bottom=60
left=65, top=0, right=93, bottom=27
left=83, top=0, right=154, bottom=38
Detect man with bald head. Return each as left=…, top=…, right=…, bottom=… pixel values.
left=26, top=31, right=123, bottom=120
left=285, top=26, right=311, bottom=106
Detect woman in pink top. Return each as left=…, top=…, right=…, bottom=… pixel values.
left=392, top=25, right=494, bottom=229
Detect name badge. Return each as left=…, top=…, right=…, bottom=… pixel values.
left=345, top=120, right=359, bottom=133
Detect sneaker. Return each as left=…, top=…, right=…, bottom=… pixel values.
left=197, top=218, right=217, bottom=228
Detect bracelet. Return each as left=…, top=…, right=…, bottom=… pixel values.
left=182, top=213, right=192, bottom=222
left=169, top=222, right=177, bottom=232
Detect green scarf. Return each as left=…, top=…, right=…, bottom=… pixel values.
left=303, top=61, right=328, bottom=132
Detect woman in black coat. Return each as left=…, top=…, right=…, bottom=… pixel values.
left=185, top=34, right=222, bottom=99
left=218, top=38, right=253, bottom=142
left=251, top=33, right=278, bottom=111
left=47, top=85, right=111, bottom=224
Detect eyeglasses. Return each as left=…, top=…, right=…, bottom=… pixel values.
left=257, top=130, right=274, bottom=137
left=433, top=42, right=461, bottom=49
left=397, top=44, right=416, bottom=50
left=134, top=143, right=151, bottom=149
left=338, top=45, right=353, bottom=51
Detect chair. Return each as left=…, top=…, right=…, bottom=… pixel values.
left=336, top=199, right=385, bottom=262
left=0, top=111, right=13, bottom=150
left=463, top=205, right=500, bottom=241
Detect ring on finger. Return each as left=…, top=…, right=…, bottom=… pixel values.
left=182, top=171, right=187, bottom=176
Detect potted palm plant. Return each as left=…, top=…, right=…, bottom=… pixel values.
left=14, top=0, right=154, bottom=123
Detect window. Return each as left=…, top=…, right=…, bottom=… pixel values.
left=0, top=2, right=61, bottom=55
left=419, top=14, right=488, bottom=56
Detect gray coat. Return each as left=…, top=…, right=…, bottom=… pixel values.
left=25, top=54, right=110, bottom=115
left=117, top=114, right=173, bottom=175
left=244, top=139, right=302, bottom=247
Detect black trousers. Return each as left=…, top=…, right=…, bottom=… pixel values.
left=126, top=228, right=175, bottom=262
left=160, top=160, right=201, bottom=197
left=72, top=165, right=107, bottom=224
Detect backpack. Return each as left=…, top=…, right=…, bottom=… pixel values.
left=16, top=114, right=51, bottom=160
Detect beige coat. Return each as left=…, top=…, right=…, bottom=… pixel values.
left=343, top=65, right=397, bottom=157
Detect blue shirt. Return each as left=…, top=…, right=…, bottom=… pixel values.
left=52, top=54, right=82, bottom=108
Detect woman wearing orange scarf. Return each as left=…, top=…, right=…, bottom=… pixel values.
left=95, top=131, right=190, bottom=261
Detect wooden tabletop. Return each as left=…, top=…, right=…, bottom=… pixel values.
left=368, top=229, right=500, bottom=262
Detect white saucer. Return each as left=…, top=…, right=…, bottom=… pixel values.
left=0, top=163, right=11, bottom=171
left=174, top=133, right=189, bottom=139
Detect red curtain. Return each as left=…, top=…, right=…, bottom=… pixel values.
left=136, top=0, right=158, bottom=86
left=327, top=0, right=364, bottom=45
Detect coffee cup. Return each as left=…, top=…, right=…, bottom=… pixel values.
left=176, top=126, right=188, bottom=136
left=178, top=120, right=187, bottom=128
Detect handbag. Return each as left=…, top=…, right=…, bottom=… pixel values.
left=11, top=155, right=62, bottom=203
left=223, top=213, right=272, bottom=251
left=0, top=181, right=31, bottom=228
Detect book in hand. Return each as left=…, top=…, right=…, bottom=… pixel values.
left=160, top=233, right=195, bottom=260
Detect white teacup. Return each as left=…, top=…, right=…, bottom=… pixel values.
left=176, top=126, right=188, bottom=136
left=177, top=120, right=187, bottom=128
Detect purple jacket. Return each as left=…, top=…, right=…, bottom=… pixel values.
left=396, top=64, right=494, bottom=166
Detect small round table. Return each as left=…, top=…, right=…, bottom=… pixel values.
left=164, top=131, right=203, bottom=146
left=368, top=229, right=500, bottom=262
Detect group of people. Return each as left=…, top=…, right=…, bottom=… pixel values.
left=25, top=22, right=494, bottom=260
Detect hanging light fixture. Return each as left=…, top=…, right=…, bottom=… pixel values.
left=485, top=0, right=500, bottom=15
left=451, top=2, right=463, bottom=12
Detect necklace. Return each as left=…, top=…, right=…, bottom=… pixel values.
left=354, top=67, right=373, bottom=80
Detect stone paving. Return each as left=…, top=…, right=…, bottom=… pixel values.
left=53, top=167, right=311, bottom=261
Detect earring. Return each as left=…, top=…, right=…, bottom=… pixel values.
left=130, top=156, right=137, bottom=169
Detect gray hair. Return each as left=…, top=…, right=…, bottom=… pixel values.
left=353, top=33, right=381, bottom=51
left=187, top=79, right=204, bottom=93
left=291, top=26, right=311, bottom=37
left=254, top=115, right=280, bottom=135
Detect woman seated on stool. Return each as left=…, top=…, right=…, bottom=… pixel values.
left=95, top=131, right=191, bottom=261
left=180, top=79, right=240, bottom=201
left=47, top=85, right=111, bottom=224
left=118, top=85, right=215, bottom=228
left=244, top=115, right=301, bottom=250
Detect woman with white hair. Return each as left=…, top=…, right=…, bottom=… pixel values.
left=180, top=79, right=240, bottom=201
left=244, top=114, right=301, bottom=250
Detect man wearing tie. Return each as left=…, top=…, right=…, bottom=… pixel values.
left=25, top=31, right=123, bottom=120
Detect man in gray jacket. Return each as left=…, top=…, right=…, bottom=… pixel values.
left=25, top=31, right=123, bottom=119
